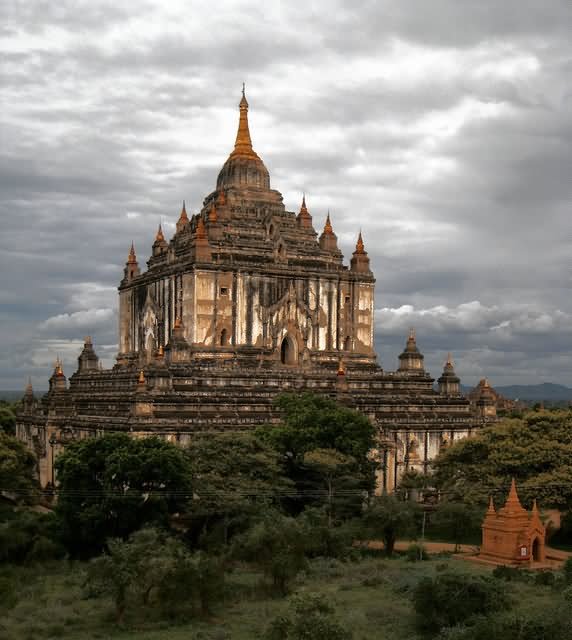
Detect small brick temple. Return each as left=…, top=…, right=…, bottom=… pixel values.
left=480, top=479, right=546, bottom=566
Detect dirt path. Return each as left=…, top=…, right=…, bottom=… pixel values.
left=366, top=540, right=478, bottom=554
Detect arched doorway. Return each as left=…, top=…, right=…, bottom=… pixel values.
left=344, top=336, right=351, bottom=351
left=280, top=336, right=296, bottom=365
left=532, top=537, right=540, bottom=562
left=220, top=328, right=228, bottom=346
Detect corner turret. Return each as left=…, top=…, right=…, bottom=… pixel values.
left=438, top=353, right=461, bottom=395
left=398, top=329, right=425, bottom=372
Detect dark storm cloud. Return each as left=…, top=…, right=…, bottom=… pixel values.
left=1, top=0, right=571, bottom=389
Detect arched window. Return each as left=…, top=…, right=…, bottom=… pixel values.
left=344, top=336, right=351, bottom=351
left=220, top=328, right=228, bottom=346
left=281, top=336, right=296, bottom=365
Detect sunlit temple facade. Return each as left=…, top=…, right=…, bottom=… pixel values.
left=17, top=90, right=496, bottom=492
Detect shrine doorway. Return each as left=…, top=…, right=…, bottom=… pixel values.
left=532, top=537, right=540, bottom=562
left=281, top=336, right=296, bottom=365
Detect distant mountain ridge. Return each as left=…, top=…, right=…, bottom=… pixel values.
left=462, top=382, right=572, bottom=402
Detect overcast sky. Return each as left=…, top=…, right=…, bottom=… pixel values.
left=1, top=1, right=571, bottom=390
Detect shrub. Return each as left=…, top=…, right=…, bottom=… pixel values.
left=563, top=557, right=572, bottom=585
left=264, top=592, right=352, bottom=640
left=232, top=512, right=308, bottom=595
left=406, top=543, right=428, bottom=562
left=534, top=570, right=555, bottom=586
left=413, top=572, right=509, bottom=634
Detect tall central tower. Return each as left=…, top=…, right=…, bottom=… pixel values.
left=117, top=89, right=376, bottom=371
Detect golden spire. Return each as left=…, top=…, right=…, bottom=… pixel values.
left=209, top=201, right=218, bottom=223
left=324, top=212, right=333, bottom=234
left=196, top=215, right=207, bottom=239
left=127, top=242, right=137, bottom=264
left=55, top=357, right=64, bottom=377
left=355, top=231, right=366, bottom=254
left=138, top=370, right=145, bottom=384
left=231, top=84, right=255, bottom=158
left=155, top=223, right=165, bottom=243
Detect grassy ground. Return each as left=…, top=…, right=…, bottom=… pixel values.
left=0, top=554, right=561, bottom=640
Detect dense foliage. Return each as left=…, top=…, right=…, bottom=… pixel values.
left=0, top=401, right=17, bottom=435
left=0, top=431, right=38, bottom=503
left=413, top=572, right=508, bottom=635
left=55, top=433, right=192, bottom=557
left=265, top=593, right=352, bottom=640
left=258, top=393, right=376, bottom=515
left=434, top=410, right=572, bottom=507
left=185, top=432, right=292, bottom=546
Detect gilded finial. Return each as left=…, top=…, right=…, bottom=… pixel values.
left=324, top=212, right=333, bottom=234
left=155, top=223, right=165, bottom=243
left=233, top=85, right=254, bottom=157
left=138, top=370, right=145, bottom=384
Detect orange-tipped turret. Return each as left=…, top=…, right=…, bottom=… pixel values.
left=176, top=201, right=189, bottom=233
left=350, top=230, right=371, bottom=273
left=297, top=194, right=313, bottom=229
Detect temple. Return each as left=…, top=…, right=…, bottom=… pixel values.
left=16, top=89, right=496, bottom=492
left=479, top=480, right=546, bottom=565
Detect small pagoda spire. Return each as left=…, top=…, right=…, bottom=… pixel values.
left=55, top=357, right=64, bottom=377
left=176, top=201, right=189, bottom=232
left=137, top=369, right=146, bottom=384
left=196, top=215, right=207, bottom=239
left=127, top=242, right=137, bottom=264
left=155, top=223, right=165, bottom=243
left=209, top=201, right=218, bottom=223
left=233, top=84, right=254, bottom=156
left=297, top=194, right=313, bottom=228
left=487, top=495, right=496, bottom=515
left=337, top=358, right=346, bottom=376
left=324, top=212, right=333, bottom=235
left=355, top=231, right=366, bottom=254
left=25, top=377, right=33, bottom=396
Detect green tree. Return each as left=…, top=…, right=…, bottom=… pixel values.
left=260, top=393, right=375, bottom=463
left=258, top=393, right=376, bottom=514
left=232, top=511, right=308, bottom=595
left=265, top=593, right=352, bottom=640
left=302, top=448, right=357, bottom=526
left=362, top=495, right=419, bottom=557
left=434, top=410, right=572, bottom=507
left=431, top=502, right=482, bottom=551
left=186, top=432, right=292, bottom=547
left=0, top=402, right=17, bottom=436
left=0, top=432, right=38, bottom=503
left=55, top=433, right=192, bottom=557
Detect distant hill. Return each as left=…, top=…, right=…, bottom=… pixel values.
left=462, top=382, right=572, bottom=403
left=0, top=390, right=47, bottom=402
